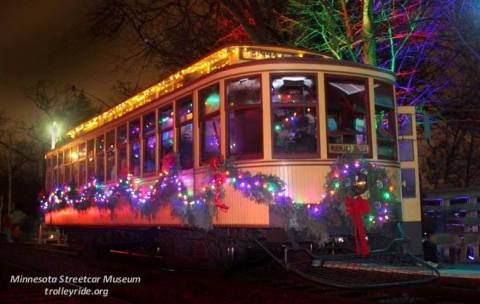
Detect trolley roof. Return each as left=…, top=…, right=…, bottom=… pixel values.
left=65, top=45, right=330, bottom=140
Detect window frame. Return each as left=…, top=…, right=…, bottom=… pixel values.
left=269, top=73, right=320, bottom=159
left=225, top=74, right=264, bottom=160
left=324, top=74, right=372, bottom=159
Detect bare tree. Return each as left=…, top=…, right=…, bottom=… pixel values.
left=88, top=0, right=289, bottom=71
left=418, top=1, right=480, bottom=188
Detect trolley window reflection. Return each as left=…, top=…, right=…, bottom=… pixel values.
left=271, top=75, right=318, bottom=155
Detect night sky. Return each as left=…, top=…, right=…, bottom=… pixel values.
left=0, top=0, right=155, bottom=122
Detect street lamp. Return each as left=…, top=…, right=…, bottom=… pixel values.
left=49, top=121, right=61, bottom=150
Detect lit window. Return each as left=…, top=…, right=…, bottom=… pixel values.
left=72, top=162, right=78, bottom=187
left=271, top=75, right=318, bottom=155
left=117, top=125, right=128, bottom=178
left=143, top=112, right=155, bottom=133
left=71, top=146, right=78, bottom=186
left=374, top=81, right=397, bottom=160
left=96, top=134, right=105, bottom=182
left=326, top=76, right=370, bottom=156
left=58, top=151, right=64, bottom=184
left=177, top=97, right=194, bottom=169
left=106, top=130, right=116, bottom=181
left=79, top=159, right=86, bottom=186
left=143, top=134, right=156, bottom=174
left=87, top=139, right=95, bottom=179
left=64, top=148, right=71, bottom=184
left=158, top=105, right=174, bottom=167
left=53, top=168, right=57, bottom=186
left=129, top=119, right=141, bottom=176
left=64, top=165, right=71, bottom=185
left=199, top=84, right=221, bottom=162
left=143, top=112, right=156, bottom=175
left=271, top=75, right=317, bottom=104
left=58, top=151, right=64, bottom=165
left=226, top=76, right=262, bottom=159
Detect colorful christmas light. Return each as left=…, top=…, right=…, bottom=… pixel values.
left=40, top=154, right=397, bottom=238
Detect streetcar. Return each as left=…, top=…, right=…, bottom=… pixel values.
left=42, top=45, right=422, bottom=262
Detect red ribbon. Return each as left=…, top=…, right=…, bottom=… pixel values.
left=345, top=195, right=370, bottom=257
left=161, top=153, right=176, bottom=174
left=210, top=157, right=228, bottom=211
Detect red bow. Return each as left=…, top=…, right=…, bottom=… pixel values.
left=210, top=156, right=228, bottom=211
left=161, top=153, right=176, bottom=174
left=345, top=195, right=370, bottom=257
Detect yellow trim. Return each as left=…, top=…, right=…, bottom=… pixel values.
left=66, top=46, right=325, bottom=139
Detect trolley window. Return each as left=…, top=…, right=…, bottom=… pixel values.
left=226, top=76, right=262, bottom=159
left=374, top=81, right=397, bottom=160
left=87, top=139, right=95, bottom=180
left=271, top=75, right=318, bottom=155
left=96, top=134, right=105, bottom=182
left=117, top=125, right=128, bottom=178
left=159, top=105, right=174, bottom=166
left=199, top=84, right=221, bottom=162
left=64, top=148, right=71, bottom=184
left=58, top=151, right=64, bottom=184
left=325, top=76, right=370, bottom=156
left=129, top=119, right=141, bottom=176
left=143, top=112, right=156, bottom=175
left=78, top=142, right=86, bottom=186
left=106, top=130, right=116, bottom=181
left=177, top=97, right=193, bottom=169
left=71, top=146, right=79, bottom=186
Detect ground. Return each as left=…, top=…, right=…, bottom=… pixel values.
left=0, top=242, right=479, bottom=303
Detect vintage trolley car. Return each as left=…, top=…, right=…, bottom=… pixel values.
left=43, top=45, right=421, bottom=258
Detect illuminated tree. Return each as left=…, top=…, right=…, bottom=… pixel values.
left=285, top=0, right=435, bottom=105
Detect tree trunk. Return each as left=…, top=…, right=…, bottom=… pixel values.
left=362, top=0, right=377, bottom=65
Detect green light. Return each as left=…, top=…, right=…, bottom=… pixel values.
left=274, top=124, right=282, bottom=132
left=383, top=192, right=391, bottom=200
left=368, top=215, right=375, bottom=222
left=333, top=181, right=340, bottom=189
left=206, top=93, right=220, bottom=106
